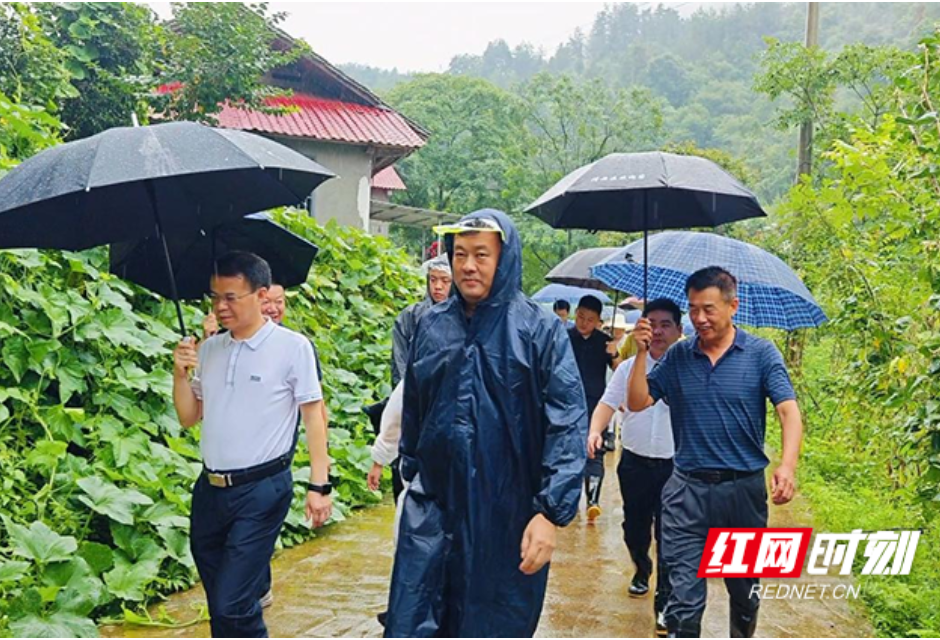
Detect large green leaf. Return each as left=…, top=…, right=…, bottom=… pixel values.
left=55, top=351, right=88, bottom=403
left=114, top=362, right=150, bottom=392
left=76, top=477, right=153, bottom=525
left=2, top=336, right=29, bottom=382
left=9, top=613, right=99, bottom=638
left=44, top=557, right=110, bottom=616
left=93, top=281, right=133, bottom=312
left=7, top=587, right=43, bottom=619
left=77, top=541, right=114, bottom=576
left=109, top=523, right=167, bottom=566
left=0, top=559, right=30, bottom=583
left=26, top=440, right=69, bottom=472
left=3, top=517, right=78, bottom=564
left=139, top=501, right=189, bottom=530
left=42, top=405, right=85, bottom=445
left=158, top=526, right=194, bottom=568
left=110, top=430, right=150, bottom=468
left=103, top=557, right=156, bottom=602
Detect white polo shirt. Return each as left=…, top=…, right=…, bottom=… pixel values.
left=192, top=319, right=322, bottom=471
left=600, top=354, right=674, bottom=460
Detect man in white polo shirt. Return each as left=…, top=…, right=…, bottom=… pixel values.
left=587, top=298, right=682, bottom=638
left=172, top=251, right=331, bottom=638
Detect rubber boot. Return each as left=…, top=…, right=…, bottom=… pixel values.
left=666, top=619, right=701, bottom=638
left=729, top=605, right=759, bottom=638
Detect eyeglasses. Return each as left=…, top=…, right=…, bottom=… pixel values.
left=208, top=290, right=256, bottom=306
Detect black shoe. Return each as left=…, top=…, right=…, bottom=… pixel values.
left=730, top=607, right=758, bottom=638
left=377, top=610, right=388, bottom=627
left=628, top=573, right=650, bottom=597
left=655, top=611, right=668, bottom=637
left=667, top=621, right=701, bottom=638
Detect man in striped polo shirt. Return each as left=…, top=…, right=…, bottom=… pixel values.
left=627, top=266, right=804, bottom=638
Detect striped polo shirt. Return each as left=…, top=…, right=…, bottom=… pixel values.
left=647, top=327, right=795, bottom=473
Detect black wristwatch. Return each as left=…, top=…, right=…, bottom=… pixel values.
left=306, top=482, right=332, bottom=496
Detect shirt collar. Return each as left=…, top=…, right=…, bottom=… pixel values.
left=222, top=318, right=276, bottom=351
left=691, top=325, right=747, bottom=356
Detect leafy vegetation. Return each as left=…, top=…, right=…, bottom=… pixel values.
left=0, top=212, right=420, bottom=635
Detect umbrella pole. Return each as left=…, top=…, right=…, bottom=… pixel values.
left=611, top=290, right=620, bottom=336
left=643, top=193, right=649, bottom=303
left=145, top=181, right=187, bottom=337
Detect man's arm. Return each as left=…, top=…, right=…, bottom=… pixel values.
left=302, top=400, right=332, bottom=527
left=521, top=321, right=588, bottom=575
left=391, top=310, right=413, bottom=388
left=771, top=399, right=802, bottom=505
left=586, top=403, right=615, bottom=459
left=172, top=339, right=202, bottom=428
left=626, top=319, right=655, bottom=412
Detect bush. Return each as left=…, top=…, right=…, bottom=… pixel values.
left=0, top=209, right=421, bottom=634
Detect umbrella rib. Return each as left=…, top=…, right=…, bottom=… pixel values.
left=83, top=136, right=104, bottom=193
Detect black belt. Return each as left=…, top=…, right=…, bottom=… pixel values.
left=623, top=449, right=673, bottom=467
left=203, top=453, right=292, bottom=488
left=685, top=468, right=761, bottom=484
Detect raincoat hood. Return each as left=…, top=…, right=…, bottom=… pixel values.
left=444, top=208, right=522, bottom=309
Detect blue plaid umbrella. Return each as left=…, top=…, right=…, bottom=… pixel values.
left=591, top=231, right=827, bottom=330
left=532, top=283, right=611, bottom=307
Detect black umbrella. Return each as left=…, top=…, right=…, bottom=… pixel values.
left=545, top=247, right=624, bottom=290
left=110, top=213, right=319, bottom=300
left=524, top=152, right=767, bottom=299
left=0, top=121, right=334, bottom=333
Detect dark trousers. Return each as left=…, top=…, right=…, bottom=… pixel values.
left=190, top=468, right=293, bottom=637
left=660, top=469, right=767, bottom=637
left=616, top=449, right=673, bottom=613
left=584, top=396, right=606, bottom=504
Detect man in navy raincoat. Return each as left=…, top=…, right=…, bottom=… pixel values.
left=385, top=209, right=588, bottom=638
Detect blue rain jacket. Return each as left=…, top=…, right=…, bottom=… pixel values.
left=385, top=209, right=587, bottom=637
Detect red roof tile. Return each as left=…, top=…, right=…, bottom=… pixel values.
left=216, top=93, right=426, bottom=149
left=372, top=166, right=407, bottom=191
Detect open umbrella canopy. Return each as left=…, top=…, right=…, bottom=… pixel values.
left=545, top=247, right=624, bottom=290
left=525, top=152, right=767, bottom=302
left=0, top=121, right=334, bottom=250
left=591, top=231, right=827, bottom=330
left=524, top=152, right=766, bottom=232
left=110, top=213, right=319, bottom=300
left=532, top=283, right=611, bottom=306
left=0, top=121, right=334, bottom=334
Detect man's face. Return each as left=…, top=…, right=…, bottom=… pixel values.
left=210, top=274, right=266, bottom=332
left=555, top=308, right=569, bottom=322
left=688, top=287, right=738, bottom=341
left=646, top=309, right=682, bottom=356
left=612, top=327, right=626, bottom=341
left=453, top=232, right=502, bottom=305
left=262, top=284, right=287, bottom=324
left=574, top=307, right=602, bottom=337
left=427, top=269, right=452, bottom=304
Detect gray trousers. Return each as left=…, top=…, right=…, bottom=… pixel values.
left=660, top=469, right=767, bottom=635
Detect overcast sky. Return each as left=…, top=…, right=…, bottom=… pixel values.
left=148, top=2, right=717, bottom=73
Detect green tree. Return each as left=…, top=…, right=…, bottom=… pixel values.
left=154, top=2, right=306, bottom=123
left=518, top=72, right=665, bottom=198
left=385, top=73, right=529, bottom=215
left=37, top=3, right=161, bottom=139
left=0, top=3, right=74, bottom=106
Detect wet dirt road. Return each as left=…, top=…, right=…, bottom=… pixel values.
left=103, top=455, right=872, bottom=638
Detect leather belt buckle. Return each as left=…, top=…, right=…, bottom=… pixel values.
left=207, top=472, right=231, bottom=488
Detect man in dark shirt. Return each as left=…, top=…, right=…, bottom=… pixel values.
left=568, top=294, right=618, bottom=521
left=628, top=267, right=803, bottom=638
